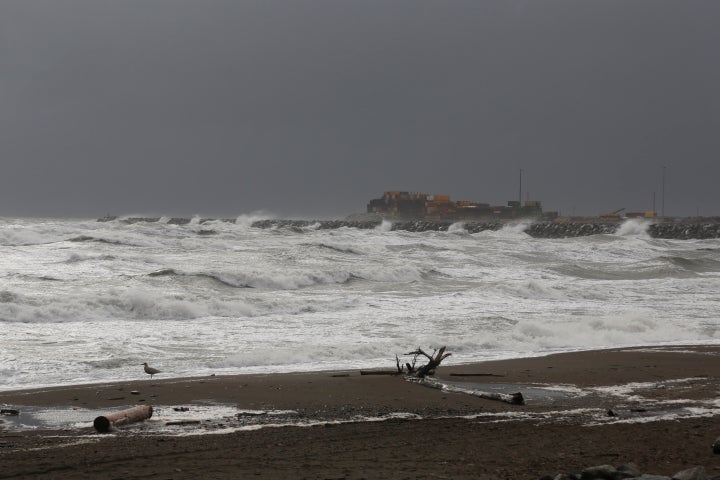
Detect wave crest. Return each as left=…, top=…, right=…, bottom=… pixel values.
left=615, top=219, right=651, bottom=237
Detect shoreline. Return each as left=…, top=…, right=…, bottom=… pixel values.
left=5, top=341, right=719, bottom=396
left=2, top=345, right=720, bottom=479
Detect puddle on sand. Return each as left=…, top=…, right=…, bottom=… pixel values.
left=433, top=380, right=582, bottom=403
left=1, top=406, right=97, bottom=431
left=0, top=404, right=428, bottom=437
left=0, top=404, right=299, bottom=434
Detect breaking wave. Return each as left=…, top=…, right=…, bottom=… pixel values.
left=615, top=219, right=652, bottom=237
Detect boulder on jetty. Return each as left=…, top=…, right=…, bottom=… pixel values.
left=525, top=222, right=617, bottom=238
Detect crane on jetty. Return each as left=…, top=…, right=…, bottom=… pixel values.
left=600, top=208, right=625, bottom=219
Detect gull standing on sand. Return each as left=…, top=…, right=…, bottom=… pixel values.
left=141, top=362, right=161, bottom=379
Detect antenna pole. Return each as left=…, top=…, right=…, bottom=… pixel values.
left=661, top=166, right=666, bottom=218
left=519, top=168, right=523, bottom=206
left=653, top=191, right=656, bottom=216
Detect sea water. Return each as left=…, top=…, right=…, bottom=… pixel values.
left=1, top=216, right=718, bottom=390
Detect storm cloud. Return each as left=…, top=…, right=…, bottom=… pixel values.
left=1, top=0, right=718, bottom=218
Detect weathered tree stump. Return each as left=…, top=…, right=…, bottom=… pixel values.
left=404, top=347, right=452, bottom=378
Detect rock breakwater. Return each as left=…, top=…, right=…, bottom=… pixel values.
left=649, top=222, right=720, bottom=240
left=97, top=216, right=720, bottom=240
left=250, top=219, right=720, bottom=239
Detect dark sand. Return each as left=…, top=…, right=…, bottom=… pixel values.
left=2, top=346, right=720, bottom=479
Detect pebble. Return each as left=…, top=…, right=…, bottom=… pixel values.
left=539, top=464, right=713, bottom=480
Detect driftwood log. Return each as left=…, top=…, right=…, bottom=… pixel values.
left=394, top=346, right=525, bottom=405
left=419, top=377, right=525, bottom=405
left=93, top=404, right=153, bottom=432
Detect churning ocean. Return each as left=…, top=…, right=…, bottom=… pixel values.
left=1, top=216, right=718, bottom=391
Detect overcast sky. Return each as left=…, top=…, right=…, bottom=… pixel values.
left=1, top=0, right=718, bottom=218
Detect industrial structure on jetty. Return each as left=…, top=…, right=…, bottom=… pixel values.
left=365, top=191, right=658, bottom=222
left=366, top=191, right=550, bottom=221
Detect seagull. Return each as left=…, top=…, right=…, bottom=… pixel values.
left=141, top=362, right=161, bottom=379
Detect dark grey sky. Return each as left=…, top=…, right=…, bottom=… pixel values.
left=1, top=0, right=718, bottom=218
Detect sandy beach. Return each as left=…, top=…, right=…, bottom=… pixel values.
left=2, top=346, right=720, bottom=479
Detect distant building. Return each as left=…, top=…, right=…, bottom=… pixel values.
left=367, top=191, right=544, bottom=221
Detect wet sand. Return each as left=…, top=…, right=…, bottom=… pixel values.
left=2, top=346, right=720, bottom=479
